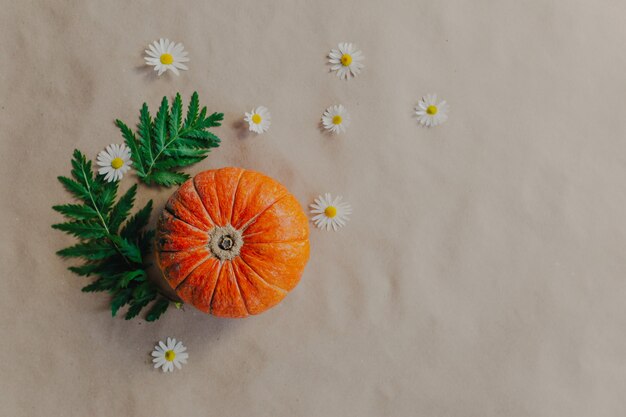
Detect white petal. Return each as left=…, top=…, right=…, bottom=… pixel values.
left=171, top=42, right=185, bottom=54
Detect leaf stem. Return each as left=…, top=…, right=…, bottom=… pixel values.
left=80, top=163, right=134, bottom=266
left=143, top=126, right=192, bottom=178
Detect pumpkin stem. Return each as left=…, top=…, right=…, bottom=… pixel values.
left=208, top=225, right=243, bottom=261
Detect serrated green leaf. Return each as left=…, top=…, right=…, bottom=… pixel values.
left=57, top=240, right=116, bottom=260
left=58, top=176, right=90, bottom=202
left=121, top=200, right=153, bottom=239
left=201, top=112, right=224, bottom=128
left=111, top=288, right=133, bottom=316
left=184, top=92, right=199, bottom=128
left=70, top=149, right=94, bottom=186
left=94, top=179, right=118, bottom=215
left=132, top=281, right=153, bottom=300
left=169, top=93, right=183, bottom=139
left=115, top=120, right=145, bottom=176
left=175, top=137, right=211, bottom=148
left=125, top=291, right=157, bottom=320
left=154, top=96, right=169, bottom=151
left=198, top=107, right=207, bottom=123
left=82, top=276, right=116, bottom=293
left=146, top=298, right=170, bottom=322
left=148, top=171, right=189, bottom=187
left=151, top=157, right=204, bottom=171
left=68, top=262, right=104, bottom=276
left=119, top=269, right=147, bottom=288
left=163, top=147, right=208, bottom=158
left=108, top=184, right=136, bottom=233
left=138, top=103, right=153, bottom=168
left=52, top=204, right=98, bottom=220
left=182, top=129, right=217, bottom=141
left=52, top=221, right=108, bottom=239
left=110, top=235, right=142, bottom=264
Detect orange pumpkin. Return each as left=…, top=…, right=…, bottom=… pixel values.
left=155, top=167, right=310, bottom=318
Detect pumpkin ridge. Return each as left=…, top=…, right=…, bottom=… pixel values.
left=165, top=207, right=209, bottom=233
left=227, top=168, right=246, bottom=226
left=167, top=181, right=215, bottom=229
left=228, top=261, right=251, bottom=315
left=207, top=261, right=224, bottom=315
left=158, top=243, right=210, bottom=254
left=236, top=256, right=289, bottom=293
left=192, top=176, right=220, bottom=228
left=209, top=261, right=249, bottom=316
left=243, top=238, right=310, bottom=246
left=239, top=194, right=288, bottom=232
left=173, top=254, right=213, bottom=291
left=241, top=230, right=310, bottom=244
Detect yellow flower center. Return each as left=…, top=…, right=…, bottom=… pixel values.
left=324, top=206, right=337, bottom=218
left=341, top=54, right=352, bottom=66
left=111, top=157, right=124, bottom=169
left=426, top=105, right=438, bottom=115
left=252, top=114, right=262, bottom=124
left=164, top=350, right=176, bottom=362
left=332, top=115, right=342, bottom=125
left=160, top=53, right=174, bottom=65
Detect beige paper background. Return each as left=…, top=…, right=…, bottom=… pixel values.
left=2, top=0, right=626, bottom=415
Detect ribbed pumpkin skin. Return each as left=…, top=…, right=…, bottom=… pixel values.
left=155, top=167, right=310, bottom=318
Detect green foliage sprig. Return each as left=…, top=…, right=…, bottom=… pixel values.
left=53, top=92, right=224, bottom=321
left=115, top=92, right=223, bottom=187
left=53, top=150, right=171, bottom=321
left=52, top=93, right=224, bottom=321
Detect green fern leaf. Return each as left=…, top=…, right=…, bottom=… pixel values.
left=58, top=176, right=90, bottom=202
left=115, top=92, right=223, bottom=187
left=119, top=269, right=147, bottom=288
left=111, top=288, right=134, bottom=316
left=138, top=103, right=153, bottom=168
left=169, top=93, right=183, bottom=139
left=146, top=298, right=170, bottom=322
left=55, top=146, right=174, bottom=321
left=57, top=240, right=117, bottom=260
left=152, top=157, right=204, bottom=171
left=81, top=278, right=109, bottom=293
left=51, top=221, right=108, bottom=239
left=148, top=171, right=189, bottom=187
left=121, top=200, right=153, bottom=239
left=109, top=235, right=142, bottom=264
left=108, top=184, right=137, bottom=233
left=115, top=119, right=145, bottom=176
left=68, top=262, right=104, bottom=276
left=153, top=96, right=169, bottom=151
left=185, top=92, right=200, bottom=127
left=52, top=204, right=98, bottom=220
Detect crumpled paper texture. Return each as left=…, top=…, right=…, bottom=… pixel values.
left=1, top=0, right=626, bottom=416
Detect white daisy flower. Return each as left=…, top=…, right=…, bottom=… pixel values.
left=322, top=105, right=350, bottom=134
left=96, top=143, right=132, bottom=182
left=144, top=38, right=190, bottom=76
left=244, top=106, right=271, bottom=134
left=415, top=94, right=449, bottom=127
left=151, top=337, right=188, bottom=373
left=310, top=193, right=352, bottom=231
left=328, top=42, right=365, bottom=80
